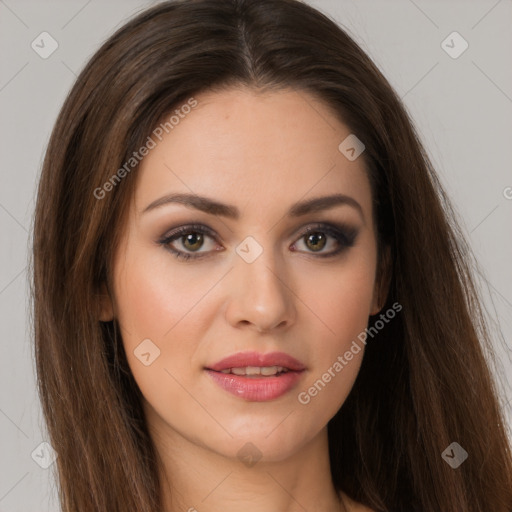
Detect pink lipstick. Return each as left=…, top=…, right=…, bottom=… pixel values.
left=204, top=351, right=306, bottom=401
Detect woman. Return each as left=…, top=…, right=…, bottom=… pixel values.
left=31, top=0, right=512, bottom=511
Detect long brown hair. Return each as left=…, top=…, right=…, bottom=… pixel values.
left=30, top=0, right=512, bottom=510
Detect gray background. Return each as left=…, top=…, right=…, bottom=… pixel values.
left=1, top=0, right=511, bottom=510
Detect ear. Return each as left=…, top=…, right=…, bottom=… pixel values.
left=370, top=244, right=392, bottom=316
left=97, top=282, right=114, bottom=322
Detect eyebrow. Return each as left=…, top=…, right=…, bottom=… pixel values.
left=142, top=192, right=365, bottom=222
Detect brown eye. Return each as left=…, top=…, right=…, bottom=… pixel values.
left=292, top=223, right=359, bottom=258
left=304, top=232, right=327, bottom=252
left=181, top=232, right=204, bottom=251
left=159, top=224, right=219, bottom=261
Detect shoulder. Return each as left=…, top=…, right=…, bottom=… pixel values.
left=355, top=505, right=378, bottom=512
left=339, top=490, right=379, bottom=512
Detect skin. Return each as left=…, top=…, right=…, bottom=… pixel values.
left=100, top=87, right=388, bottom=512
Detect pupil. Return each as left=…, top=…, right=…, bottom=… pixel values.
left=306, top=232, right=326, bottom=251
left=183, top=233, right=203, bottom=251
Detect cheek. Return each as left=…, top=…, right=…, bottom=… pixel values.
left=113, top=262, right=210, bottom=430
left=306, top=277, right=373, bottom=342
left=292, top=249, right=376, bottom=416
left=112, top=250, right=212, bottom=395
left=299, top=252, right=377, bottom=348
left=113, top=245, right=214, bottom=341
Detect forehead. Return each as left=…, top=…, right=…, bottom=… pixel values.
left=132, top=87, right=372, bottom=221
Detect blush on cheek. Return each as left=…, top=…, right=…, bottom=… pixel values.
left=307, top=289, right=375, bottom=346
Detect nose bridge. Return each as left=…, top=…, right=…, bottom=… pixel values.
left=226, top=236, right=295, bottom=331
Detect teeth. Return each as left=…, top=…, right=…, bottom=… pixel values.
left=260, top=366, right=279, bottom=376
left=219, top=366, right=288, bottom=376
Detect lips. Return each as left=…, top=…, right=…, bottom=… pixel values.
left=204, top=351, right=306, bottom=402
left=206, top=351, right=306, bottom=372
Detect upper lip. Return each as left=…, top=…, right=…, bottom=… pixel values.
left=206, top=351, right=306, bottom=372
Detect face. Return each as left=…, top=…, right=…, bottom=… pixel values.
left=100, top=87, right=385, bottom=463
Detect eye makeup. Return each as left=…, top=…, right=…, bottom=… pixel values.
left=157, top=221, right=359, bottom=262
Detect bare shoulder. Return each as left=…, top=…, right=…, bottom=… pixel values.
left=339, top=490, right=378, bottom=512
left=358, top=505, right=378, bottom=512
left=353, top=504, right=377, bottom=512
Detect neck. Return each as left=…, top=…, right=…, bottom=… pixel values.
left=149, top=419, right=345, bottom=512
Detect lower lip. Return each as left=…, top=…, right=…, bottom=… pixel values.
left=205, top=369, right=304, bottom=401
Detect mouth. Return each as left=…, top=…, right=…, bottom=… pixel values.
left=216, top=365, right=292, bottom=377
left=204, top=351, right=306, bottom=401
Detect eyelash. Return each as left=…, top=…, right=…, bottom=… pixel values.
left=158, top=222, right=359, bottom=261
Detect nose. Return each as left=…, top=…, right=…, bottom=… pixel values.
left=224, top=245, right=296, bottom=333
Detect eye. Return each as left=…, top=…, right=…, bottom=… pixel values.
left=158, top=224, right=220, bottom=261
left=291, top=223, right=358, bottom=258
left=158, top=222, right=358, bottom=262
